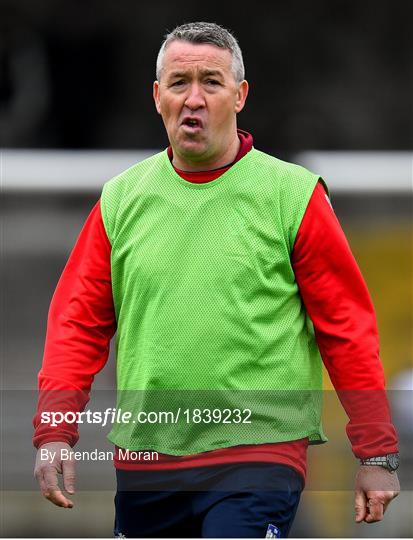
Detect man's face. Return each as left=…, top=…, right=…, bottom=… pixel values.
left=153, top=40, right=248, bottom=167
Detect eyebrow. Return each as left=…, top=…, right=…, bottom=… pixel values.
left=167, top=69, right=224, bottom=79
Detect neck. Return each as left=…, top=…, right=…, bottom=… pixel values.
left=171, top=133, right=241, bottom=172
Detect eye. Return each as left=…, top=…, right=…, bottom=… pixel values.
left=205, top=79, right=220, bottom=86
left=171, top=80, right=185, bottom=87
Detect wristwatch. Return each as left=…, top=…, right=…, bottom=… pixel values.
left=360, top=453, right=400, bottom=472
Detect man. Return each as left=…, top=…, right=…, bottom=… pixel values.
left=34, top=22, right=400, bottom=538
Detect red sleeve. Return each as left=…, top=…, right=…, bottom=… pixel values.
left=33, top=199, right=116, bottom=448
left=292, top=182, right=399, bottom=458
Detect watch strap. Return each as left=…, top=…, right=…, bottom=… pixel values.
left=360, top=453, right=399, bottom=471
left=360, top=456, right=387, bottom=466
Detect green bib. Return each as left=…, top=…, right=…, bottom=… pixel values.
left=101, top=148, right=328, bottom=454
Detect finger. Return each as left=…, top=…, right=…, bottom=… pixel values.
left=46, top=489, right=74, bottom=508
left=62, top=458, right=76, bottom=494
left=43, top=467, right=73, bottom=508
left=42, top=466, right=59, bottom=493
left=382, top=490, right=399, bottom=514
left=35, top=469, right=48, bottom=497
left=38, top=468, right=72, bottom=508
left=355, top=490, right=367, bottom=523
left=365, top=498, right=384, bottom=523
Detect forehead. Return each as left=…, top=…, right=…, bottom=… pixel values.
left=162, top=40, right=233, bottom=75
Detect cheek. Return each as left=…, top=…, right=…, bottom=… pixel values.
left=161, top=96, right=181, bottom=120
left=212, top=97, right=236, bottom=124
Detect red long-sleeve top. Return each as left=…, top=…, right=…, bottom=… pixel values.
left=33, top=130, right=399, bottom=485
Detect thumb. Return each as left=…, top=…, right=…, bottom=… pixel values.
left=62, top=458, right=76, bottom=494
left=355, top=490, right=367, bottom=523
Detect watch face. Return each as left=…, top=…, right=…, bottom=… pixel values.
left=387, top=453, right=400, bottom=471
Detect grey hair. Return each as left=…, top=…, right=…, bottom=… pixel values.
left=156, top=22, right=245, bottom=83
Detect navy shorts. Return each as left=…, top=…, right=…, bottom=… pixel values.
left=114, top=462, right=303, bottom=538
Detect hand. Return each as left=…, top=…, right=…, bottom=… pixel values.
left=354, top=465, right=400, bottom=523
left=34, top=441, right=75, bottom=508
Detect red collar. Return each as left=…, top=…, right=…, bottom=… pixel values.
left=167, top=129, right=253, bottom=183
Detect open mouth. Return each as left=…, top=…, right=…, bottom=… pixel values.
left=181, top=117, right=203, bottom=131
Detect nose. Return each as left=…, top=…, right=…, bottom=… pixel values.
left=184, top=82, right=206, bottom=110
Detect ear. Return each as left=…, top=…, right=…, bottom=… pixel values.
left=153, top=80, right=161, bottom=114
left=235, top=80, right=249, bottom=114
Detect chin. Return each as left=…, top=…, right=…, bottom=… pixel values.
left=177, top=140, right=208, bottom=159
